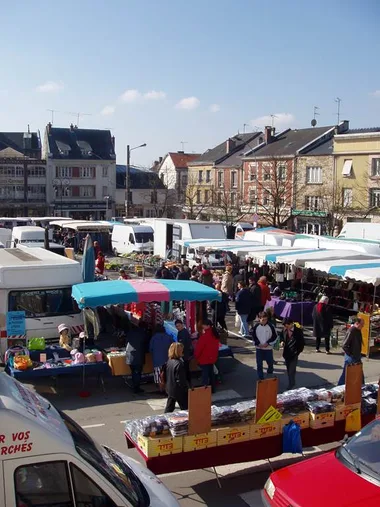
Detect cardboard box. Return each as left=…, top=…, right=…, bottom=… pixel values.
left=250, top=420, right=281, bottom=440
left=335, top=403, right=361, bottom=422
left=183, top=431, right=217, bottom=452
left=309, top=411, right=335, bottom=429
left=217, top=424, right=250, bottom=446
left=137, top=434, right=183, bottom=457
left=281, top=412, right=310, bottom=430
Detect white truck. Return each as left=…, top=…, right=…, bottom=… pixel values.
left=111, top=224, right=154, bottom=256
left=11, top=226, right=65, bottom=255
left=0, top=372, right=179, bottom=506
left=0, top=247, right=83, bottom=359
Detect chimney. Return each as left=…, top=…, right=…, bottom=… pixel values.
left=264, top=126, right=275, bottom=144
left=111, top=136, right=115, bottom=149
left=47, top=122, right=52, bottom=134
left=177, top=151, right=184, bottom=154
left=226, top=138, right=236, bottom=154
left=338, top=120, right=349, bottom=134
left=159, top=156, right=163, bottom=163
left=70, top=123, right=74, bottom=131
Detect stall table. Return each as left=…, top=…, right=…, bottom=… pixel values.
left=266, top=296, right=316, bottom=325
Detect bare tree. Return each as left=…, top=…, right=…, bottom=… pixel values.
left=142, top=174, right=176, bottom=218
left=211, top=187, right=253, bottom=225
left=183, top=173, right=213, bottom=219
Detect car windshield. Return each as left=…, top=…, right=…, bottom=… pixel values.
left=135, top=232, right=153, bottom=243
left=337, top=419, right=380, bottom=482
left=60, top=410, right=149, bottom=506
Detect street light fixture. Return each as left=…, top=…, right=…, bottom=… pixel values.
left=126, top=143, right=147, bottom=217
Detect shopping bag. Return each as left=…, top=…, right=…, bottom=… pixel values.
left=28, top=337, right=45, bottom=351
left=283, top=421, right=303, bottom=454
left=273, top=337, right=280, bottom=351
left=345, top=409, right=361, bottom=432
left=234, top=312, right=240, bottom=328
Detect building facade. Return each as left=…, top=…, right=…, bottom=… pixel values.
left=0, top=131, right=46, bottom=216
left=158, top=152, right=201, bottom=203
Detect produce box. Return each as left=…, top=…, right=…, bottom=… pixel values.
left=335, top=403, right=361, bottom=422
left=183, top=431, right=217, bottom=452
left=309, top=411, right=335, bottom=429
left=250, top=420, right=281, bottom=440
left=137, top=434, right=183, bottom=457
left=217, top=423, right=250, bottom=446
left=281, top=412, right=310, bottom=430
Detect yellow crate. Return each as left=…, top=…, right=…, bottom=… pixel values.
left=335, top=403, right=361, bottom=422
left=217, top=424, right=250, bottom=446
left=250, top=420, right=281, bottom=440
left=137, top=434, right=183, bottom=457
left=309, top=411, right=335, bottom=430
left=183, top=431, right=217, bottom=452
left=281, top=412, right=310, bottom=430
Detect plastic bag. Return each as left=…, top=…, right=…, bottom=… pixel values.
left=235, top=312, right=240, bottom=328
left=283, top=421, right=303, bottom=454
left=14, top=355, right=33, bottom=370
left=28, top=337, right=45, bottom=351
left=345, top=409, right=361, bottom=432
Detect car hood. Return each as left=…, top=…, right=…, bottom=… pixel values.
left=117, top=452, right=180, bottom=507
left=271, top=451, right=380, bottom=507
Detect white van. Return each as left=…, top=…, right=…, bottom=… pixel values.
left=0, top=248, right=83, bottom=359
left=112, top=225, right=154, bottom=256
left=0, top=372, right=179, bottom=506
left=11, top=226, right=65, bottom=256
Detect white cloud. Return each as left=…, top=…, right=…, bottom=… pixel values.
left=36, top=81, right=64, bottom=93
left=250, top=113, right=296, bottom=131
left=100, top=105, right=115, bottom=116
left=209, top=103, right=221, bottom=113
left=371, top=90, right=380, bottom=98
left=144, top=90, right=166, bottom=100
left=176, top=96, right=200, bottom=110
left=120, top=89, right=141, bottom=103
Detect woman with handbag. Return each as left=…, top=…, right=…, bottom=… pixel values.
left=163, top=342, right=189, bottom=413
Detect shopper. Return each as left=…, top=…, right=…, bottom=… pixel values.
left=280, top=318, right=305, bottom=390
left=247, top=277, right=262, bottom=326
left=195, top=320, right=220, bottom=393
left=118, top=268, right=129, bottom=280
left=176, top=265, right=190, bottom=280
left=93, top=240, right=101, bottom=258
left=221, top=266, right=234, bottom=298
left=200, top=264, right=214, bottom=287
left=175, top=320, right=193, bottom=385
left=154, top=262, right=166, bottom=279
left=252, top=311, right=277, bottom=380
left=125, top=323, right=149, bottom=394
left=210, top=282, right=229, bottom=330
left=312, top=295, right=334, bottom=354
left=233, top=268, right=246, bottom=295
left=258, top=276, right=271, bottom=311
left=338, top=318, right=365, bottom=386
left=235, top=281, right=252, bottom=337
left=149, top=324, right=174, bottom=392
left=95, top=251, right=105, bottom=275
left=164, top=342, right=189, bottom=413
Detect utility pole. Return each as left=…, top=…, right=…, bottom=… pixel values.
left=335, top=98, right=342, bottom=124
left=126, top=144, right=131, bottom=218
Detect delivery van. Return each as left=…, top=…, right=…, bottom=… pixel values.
left=112, top=225, right=154, bottom=256
left=0, top=372, right=179, bottom=506
left=0, top=248, right=83, bottom=359
left=11, top=226, right=65, bottom=256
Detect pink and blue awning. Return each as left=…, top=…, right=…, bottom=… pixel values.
left=72, top=279, right=221, bottom=309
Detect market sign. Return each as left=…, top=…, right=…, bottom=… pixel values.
left=291, top=209, right=328, bottom=217
left=6, top=311, right=26, bottom=336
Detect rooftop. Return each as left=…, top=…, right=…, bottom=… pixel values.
left=0, top=132, right=40, bottom=157
left=168, top=152, right=201, bottom=168
left=116, top=165, right=166, bottom=190
left=301, top=136, right=334, bottom=156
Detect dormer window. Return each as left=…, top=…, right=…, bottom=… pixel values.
left=76, top=140, right=92, bottom=157
left=56, top=141, right=71, bottom=157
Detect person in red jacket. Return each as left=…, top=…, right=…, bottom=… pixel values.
left=95, top=251, right=105, bottom=275
left=258, top=276, right=271, bottom=310
left=195, top=319, right=220, bottom=393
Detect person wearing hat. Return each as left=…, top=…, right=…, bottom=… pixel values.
left=118, top=268, right=129, bottom=280
left=312, top=295, right=334, bottom=354
left=58, top=324, right=72, bottom=351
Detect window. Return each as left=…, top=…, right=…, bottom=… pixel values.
left=102, top=166, right=108, bottom=177
left=103, top=186, right=108, bottom=197
left=306, top=166, right=322, bottom=184
left=55, top=185, right=71, bottom=198
left=343, top=188, right=353, bottom=207
left=305, top=195, right=322, bottom=211
left=371, top=158, right=380, bottom=177
left=80, top=186, right=95, bottom=197
left=249, top=189, right=257, bottom=205
left=151, top=190, right=157, bottom=204
left=217, top=171, right=224, bottom=187
left=28, top=166, right=45, bottom=177
left=206, top=169, right=211, bottom=183
left=263, top=191, right=270, bottom=206
left=263, top=169, right=271, bottom=181
left=370, top=189, right=380, bottom=207
left=9, top=288, right=80, bottom=317
left=231, top=192, right=236, bottom=206
left=56, top=166, right=72, bottom=178
left=205, top=189, right=209, bottom=202
left=231, top=171, right=237, bottom=188
left=342, top=159, right=353, bottom=177
left=71, top=464, right=118, bottom=507
left=217, top=192, right=222, bottom=206
left=277, top=165, right=286, bottom=180
left=14, top=461, right=73, bottom=506
left=135, top=232, right=154, bottom=243
left=80, top=167, right=95, bottom=178
left=129, top=233, right=135, bottom=244
left=181, top=174, right=188, bottom=186
left=196, top=189, right=201, bottom=203
left=198, top=170, right=203, bottom=183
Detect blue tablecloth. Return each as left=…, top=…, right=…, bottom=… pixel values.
left=265, top=297, right=316, bottom=326
left=7, top=361, right=111, bottom=381
left=28, top=346, right=71, bottom=362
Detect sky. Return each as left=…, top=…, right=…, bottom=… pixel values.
left=1, top=0, right=380, bottom=167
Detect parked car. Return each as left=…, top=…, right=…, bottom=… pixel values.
left=262, top=417, right=380, bottom=506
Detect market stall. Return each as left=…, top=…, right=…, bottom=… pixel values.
left=265, top=297, right=316, bottom=325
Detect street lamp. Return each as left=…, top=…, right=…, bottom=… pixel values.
left=104, top=195, right=110, bottom=219
left=53, top=178, right=70, bottom=216
left=126, top=143, right=147, bottom=217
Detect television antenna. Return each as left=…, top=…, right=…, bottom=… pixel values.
left=311, top=106, right=319, bottom=127
left=243, top=123, right=249, bottom=133
left=270, top=114, right=278, bottom=127
left=180, top=141, right=188, bottom=151
left=335, top=98, right=342, bottom=124
left=47, top=109, right=59, bottom=124
left=66, top=111, right=92, bottom=126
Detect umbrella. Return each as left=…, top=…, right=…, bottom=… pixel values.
left=81, top=234, right=95, bottom=283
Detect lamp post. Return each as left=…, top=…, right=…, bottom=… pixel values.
left=126, top=143, right=147, bottom=217
left=53, top=178, right=70, bottom=216
left=104, top=195, right=110, bottom=219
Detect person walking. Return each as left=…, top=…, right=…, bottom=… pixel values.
left=247, top=277, right=262, bottom=327
left=95, top=251, right=105, bottom=275
left=176, top=265, right=190, bottom=280
left=194, top=320, right=220, bottom=393
left=235, top=281, right=252, bottom=337
left=221, top=266, right=234, bottom=298
left=210, top=282, right=229, bottom=330
left=280, top=318, right=305, bottom=390
left=175, top=319, right=193, bottom=385
left=125, top=323, right=149, bottom=394
left=312, top=295, right=334, bottom=354
left=338, top=318, right=365, bottom=386
left=200, top=264, right=214, bottom=287
left=149, top=324, right=174, bottom=392
left=252, top=311, right=277, bottom=380
left=233, top=268, right=246, bottom=296
left=258, top=276, right=271, bottom=311
left=163, top=342, right=189, bottom=413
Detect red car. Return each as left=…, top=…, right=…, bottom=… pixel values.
left=262, top=418, right=380, bottom=506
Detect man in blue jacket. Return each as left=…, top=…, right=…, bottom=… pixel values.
left=235, top=281, right=253, bottom=337
left=252, top=311, right=277, bottom=380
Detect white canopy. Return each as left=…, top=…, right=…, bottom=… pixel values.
left=279, top=249, right=378, bottom=267
left=304, top=258, right=380, bottom=276
left=344, top=267, right=380, bottom=286
left=175, top=239, right=262, bottom=250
